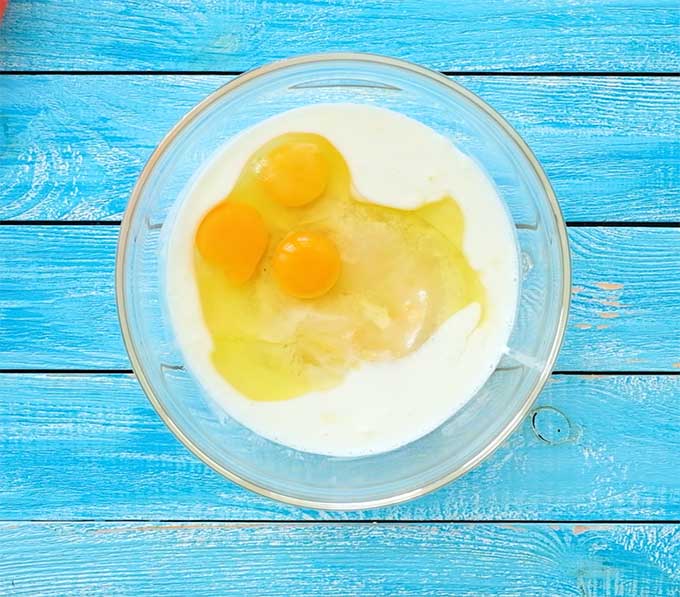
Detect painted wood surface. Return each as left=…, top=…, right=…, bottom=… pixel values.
left=1, top=522, right=679, bottom=596
left=1, top=225, right=679, bottom=371
left=2, top=0, right=679, bottom=590
left=0, top=75, right=678, bottom=222
left=2, top=373, right=679, bottom=520
left=1, top=1, right=678, bottom=72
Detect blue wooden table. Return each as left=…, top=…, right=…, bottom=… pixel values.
left=1, top=1, right=679, bottom=594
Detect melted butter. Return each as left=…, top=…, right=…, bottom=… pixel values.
left=193, top=133, right=486, bottom=401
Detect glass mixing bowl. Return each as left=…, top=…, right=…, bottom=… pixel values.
left=116, top=53, right=570, bottom=510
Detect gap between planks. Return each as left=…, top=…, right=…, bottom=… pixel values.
left=1, top=70, right=679, bottom=77
left=2, top=221, right=680, bottom=227
left=0, top=518, right=680, bottom=526
left=1, top=370, right=679, bottom=375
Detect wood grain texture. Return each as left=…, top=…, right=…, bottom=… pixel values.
left=0, top=0, right=678, bottom=72
left=566, top=227, right=680, bottom=370
left=0, top=227, right=124, bottom=368
left=1, top=374, right=679, bottom=520
left=1, top=76, right=678, bottom=221
left=2, top=226, right=679, bottom=371
left=1, top=522, right=679, bottom=596
left=1, top=0, right=678, bottom=585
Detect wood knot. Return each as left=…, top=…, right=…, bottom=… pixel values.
left=531, top=406, right=572, bottom=444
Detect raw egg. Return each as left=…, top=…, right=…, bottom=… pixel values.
left=194, top=132, right=486, bottom=402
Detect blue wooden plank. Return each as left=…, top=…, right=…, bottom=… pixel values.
left=1, top=374, right=678, bottom=520
left=1, top=522, right=678, bottom=595
left=565, top=227, right=680, bottom=370
left=0, top=75, right=678, bottom=221
left=0, top=0, right=678, bottom=72
left=0, top=227, right=124, bottom=369
left=1, top=226, right=679, bottom=371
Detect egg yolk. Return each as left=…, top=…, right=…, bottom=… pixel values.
left=256, top=141, right=329, bottom=207
left=273, top=230, right=341, bottom=299
left=195, top=201, right=268, bottom=284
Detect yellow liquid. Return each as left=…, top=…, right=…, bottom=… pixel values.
left=194, top=133, right=486, bottom=401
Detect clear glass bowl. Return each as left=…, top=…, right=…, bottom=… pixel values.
left=116, top=53, right=570, bottom=510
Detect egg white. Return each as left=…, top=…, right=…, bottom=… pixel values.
left=165, top=103, right=518, bottom=457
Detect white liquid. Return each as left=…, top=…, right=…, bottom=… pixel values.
left=166, top=103, right=518, bottom=457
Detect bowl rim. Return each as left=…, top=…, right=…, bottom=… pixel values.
left=116, top=52, right=571, bottom=511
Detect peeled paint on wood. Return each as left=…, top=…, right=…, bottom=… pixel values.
left=1, top=0, right=677, bottom=590
left=1, top=373, right=678, bottom=520
left=0, top=522, right=678, bottom=596
left=0, top=0, right=678, bottom=71
left=0, top=76, right=677, bottom=221
left=1, top=226, right=679, bottom=371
